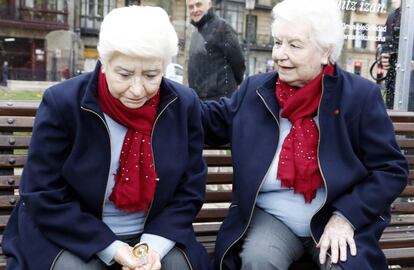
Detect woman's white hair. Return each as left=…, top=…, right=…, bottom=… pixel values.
left=97, top=6, right=178, bottom=70
left=271, top=0, right=344, bottom=63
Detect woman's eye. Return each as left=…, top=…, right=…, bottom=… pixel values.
left=119, top=73, right=130, bottom=79
left=145, top=74, right=157, bottom=79
left=291, top=43, right=300, bottom=48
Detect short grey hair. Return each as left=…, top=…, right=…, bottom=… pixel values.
left=271, top=0, right=344, bottom=63
left=97, top=6, right=178, bottom=70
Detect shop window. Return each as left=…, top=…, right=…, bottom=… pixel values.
left=245, top=14, right=257, bottom=44
left=81, top=0, right=116, bottom=32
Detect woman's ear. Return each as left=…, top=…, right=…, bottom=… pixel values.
left=321, top=47, right=333, bottom=65
left=101, top=67, right=105, bottom=74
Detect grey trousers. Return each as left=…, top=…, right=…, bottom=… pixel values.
left=52, top=246, right=190, bottom=270
left=239, top=207, right=342, bottom=270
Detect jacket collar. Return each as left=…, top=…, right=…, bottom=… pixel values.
left=319, top=63, right=343, bottom=115
left=256, top=72, right=280, bottom=119
left=81, top=61, right=102, bottom=114
left=81, top=61, right=178, bottom=116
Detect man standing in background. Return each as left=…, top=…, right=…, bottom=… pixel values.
left=381, top=6, right=400, bottom=109
left=187, top=0, right=245, bottom=100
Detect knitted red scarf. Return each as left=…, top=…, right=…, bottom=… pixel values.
left=276, top=64, right=334, bottom=203
left=98, top=71, right=159, bottom=212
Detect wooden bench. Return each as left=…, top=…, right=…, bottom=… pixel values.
left=0, top=102, right=414, bottom=269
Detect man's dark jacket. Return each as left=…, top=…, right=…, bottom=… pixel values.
left=188, top=8, right=245, bottom=100
left=201, top=65, right=408, bottom=270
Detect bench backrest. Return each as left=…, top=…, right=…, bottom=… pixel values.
left=0, top=103, right=414, bottom=265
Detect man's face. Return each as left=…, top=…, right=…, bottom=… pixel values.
left=187, top=0, right=211, bottom=23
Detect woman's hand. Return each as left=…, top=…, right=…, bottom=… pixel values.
left=114, top=243, right=147, bottom=269
left=121, top=248, right=161, bottom=270
left=317, top=214, right=357, bottom=265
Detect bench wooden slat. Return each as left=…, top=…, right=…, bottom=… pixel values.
left=389, top=215, right=414, bottom=226
left=203, top=155, right=232, bottom=166
left=384, top=247, right=414, bottom=264
left=0, top=196, right=18, bottom=211
left=389, top=111, right=414, bottom=123
left=397, top=139, right=414, bottom=149
left=0, top=216, right=9, bottom=231
left=0, top=102, right=38, bottom=117
left=206, top=172, right=232, bottom=184
left=400, top=185, right=414, bottom=197
left=0, top=155, right=27, bottom=168
left=380, top=235, right=414, bottom=249
left=0, top=117, right=35, bottom=132
left=0, top=135, right=31, bottom=149
left=196, top=208, right=228, bottom=223
left=0, top=176, right=20, bottom=190
left=405, top=155, right=414, bottom=166
left=385, top=226, right=414, bottom=233
left=394, top=123, right=414, bottom=136
left=205, top=191, right=232, bottom=203
left=391, top=202, right=414, bottom=214
left=194, top=223, right=221, bottom=236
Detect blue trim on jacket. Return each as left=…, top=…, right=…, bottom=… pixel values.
left=2, top=63, right=209, bottom=270
left=201, top=65, right=408, bottom=270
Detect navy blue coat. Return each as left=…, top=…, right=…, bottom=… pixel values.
left=2, top=63, right=209, bottom=270
left=201, top=65, right=408, bottom=270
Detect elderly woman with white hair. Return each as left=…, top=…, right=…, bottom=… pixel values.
left=200, top=0, right=408, bottom=269
left=2, top=6, right=209, bottom=270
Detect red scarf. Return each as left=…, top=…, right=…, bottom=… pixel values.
left=98, top=71, right=159, bottom=212
left=276, top=64, right=334, bottom=203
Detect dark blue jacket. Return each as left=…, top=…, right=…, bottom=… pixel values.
left=2, top=63, right=209, bottom=270
left=201, top=65, right=408, bottom=270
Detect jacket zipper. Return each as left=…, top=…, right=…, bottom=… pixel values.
left=143, top=96, right=177, bottom=225
left=310, top=76, right=336, bottom=267
left=143, top=97, right=196, bottom=269
left=219, top=90, right=280, bottom=270
left=80, top=106, right=113, bottom=219
left=49, top=250, right=64, bottom=270
left=49, top=106, right=112, bottom=269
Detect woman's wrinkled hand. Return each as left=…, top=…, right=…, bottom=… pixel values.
left=122, top=248, right=161, bottom=270
left=317, top=214, right=357, bottom=265
left=114, top=243, right=146, bottom=269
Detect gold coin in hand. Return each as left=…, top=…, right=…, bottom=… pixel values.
left=133, top=242, right=149, bottom=258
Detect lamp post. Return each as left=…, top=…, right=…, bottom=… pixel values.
left=245, top=0, right=255, bottom=76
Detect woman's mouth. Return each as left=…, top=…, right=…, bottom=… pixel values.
left=278, top=66, right=294, bottom=72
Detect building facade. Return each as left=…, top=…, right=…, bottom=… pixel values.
left=0, top=0, right=411, bottom=101
left=0, top=0, right=71, bottom=80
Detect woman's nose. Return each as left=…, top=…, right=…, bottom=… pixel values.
left=273, top=46, right=288, bottom=61
left=130, top=77, right=144, bottom=96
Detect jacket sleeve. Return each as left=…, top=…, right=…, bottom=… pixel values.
left=142, top=89, right=207, bottom=247
left=20, top=89, right=117, bottom=260
left=201, top=77, right=249, bottom=146
left=223, top=23, right=246, bottom=85
left=332, top=85, right=408, bottom=231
